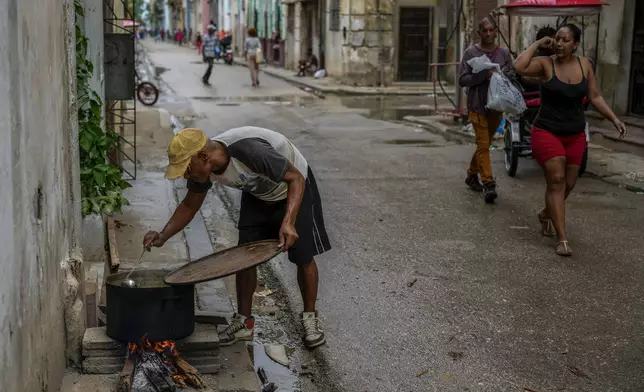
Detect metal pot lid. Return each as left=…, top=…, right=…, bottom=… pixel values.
left=164, top=239, right=282, bottom=285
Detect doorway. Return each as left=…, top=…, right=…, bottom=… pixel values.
left=629, top=1, right=644, bottom=116
left=398, top=7, right=432, bottom=82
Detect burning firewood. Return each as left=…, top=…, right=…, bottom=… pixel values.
left=174, top=357, right=206, bottom=389
left=118, top=337, right=206, bottom=391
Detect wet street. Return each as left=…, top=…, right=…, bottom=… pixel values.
left=141, top=40, right=644, bottom=392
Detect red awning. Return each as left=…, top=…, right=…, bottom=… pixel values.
left=501, top=0, right=607, bottom=16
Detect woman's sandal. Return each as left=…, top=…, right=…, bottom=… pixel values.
left=538, top=210, right=556, bottom=237
left=556, top=241, right=572, bottom=257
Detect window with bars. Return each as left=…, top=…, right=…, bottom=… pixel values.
left=330, top=0, right=341, bottom=31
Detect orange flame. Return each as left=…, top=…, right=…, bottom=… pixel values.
left=128, top=336, right=179, bottom=356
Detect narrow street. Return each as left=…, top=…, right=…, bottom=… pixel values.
left=142, top=40, right=644, bottom=392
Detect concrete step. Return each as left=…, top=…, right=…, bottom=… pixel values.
left=82, top=324, right=220, bottom=354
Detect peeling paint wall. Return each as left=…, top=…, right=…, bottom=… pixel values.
left=0, top=0, right=82, bottom=390
left=321, top=0, right=396, bottom=86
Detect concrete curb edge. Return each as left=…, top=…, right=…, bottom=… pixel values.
left=232, top=59, right=448, bottom=97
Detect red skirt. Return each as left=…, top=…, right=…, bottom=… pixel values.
left=531, top=126, right=586, bottom=166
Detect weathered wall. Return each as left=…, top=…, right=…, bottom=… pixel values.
left=340, top=0, right=394, bottom=86
left=80, top=0, right=105, bottom=117
left=0, top=0, right=83, bottom=391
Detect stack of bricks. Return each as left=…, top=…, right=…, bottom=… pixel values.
left=81, top=324, right=221, bottom=374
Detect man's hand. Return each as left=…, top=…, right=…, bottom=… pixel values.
left=278, top=222, right=299, bottom=252
left=143, top=231, right=167, bottom=248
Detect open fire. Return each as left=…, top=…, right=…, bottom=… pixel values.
left=117, top=337, right=205, bottom=392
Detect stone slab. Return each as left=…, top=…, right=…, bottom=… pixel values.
left=83, top=323, right=220, bottom=352
left=83, top=348, right=220, bottom=358
left=61, top=371, right=223, bottom=391
left=194, top=309, right=229, bottom=326
left=82, top=353, right=220, bottom=374
left=82, top=362, right=220, bottom=375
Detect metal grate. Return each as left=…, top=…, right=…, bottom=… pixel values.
left=329, top=0, right=340, bottom=31
left=103, top=0, right=138, bottom=180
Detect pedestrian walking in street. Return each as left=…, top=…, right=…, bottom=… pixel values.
left=201, top=24, right=218, bottom=86
left=245, top=27, right=262, bottom=87
left=196, top=32, right=203, bottom=56
left=459, top=17, right=512, bottom=203
left=514, top=24, right=626, bottom=256
left=143, top=127, right=330, bottom=349
left=176, top=29, right=183, bottom=46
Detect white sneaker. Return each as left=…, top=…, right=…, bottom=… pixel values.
left=218, top=313, right=254, bottom=346
left=301, top=311, right=326, bottom=349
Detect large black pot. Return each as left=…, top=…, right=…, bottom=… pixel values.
left=106, top=269, right=195, bottom=342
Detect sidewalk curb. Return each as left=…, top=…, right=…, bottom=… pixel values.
left=403, top=116, right=644, bottom=193
left=586, top=111, right=644, bottom=149
left=232, top=58, right=447, bottom=97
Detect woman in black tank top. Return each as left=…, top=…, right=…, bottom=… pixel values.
left=514, top=24, right=627, bottom=257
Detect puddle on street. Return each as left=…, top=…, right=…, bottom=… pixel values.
left=191, top=95, right=317, bottom=106
left=383, top=139, right=435, bottom=146
left=247, top=341, right=300, bottom=392
left=247, top=266, right=303, bottom=392
left=337, top=95, right=436, bottom=121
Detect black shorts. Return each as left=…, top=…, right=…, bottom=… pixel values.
left=238, top=167, right=331, bottom=265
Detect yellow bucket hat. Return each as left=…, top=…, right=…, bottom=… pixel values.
left=165, top=128, right=209, bottom=180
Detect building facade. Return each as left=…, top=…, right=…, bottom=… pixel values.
left=245, top=0, right=285, bottom=64
left=280, top=0, right=441, bottom=86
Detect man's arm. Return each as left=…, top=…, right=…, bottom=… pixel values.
left=459, top=49, right=489, bottom=87
left=144, top=188, right=208, bottom=248
left=281, top=163, right=306, bottom=242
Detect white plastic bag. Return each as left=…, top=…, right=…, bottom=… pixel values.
left=467, top=54, right=501, bottom=74
left=487, top=72, right=527, bottom=115
left=314, top=69, right=326, bottom=79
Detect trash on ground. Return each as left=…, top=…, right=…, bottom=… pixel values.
left=257, top=367, right=278, bottom=392
left=415, top=368, right=430, bottom=377
left=314, top=69, right=326, bottom=79
left=255, top=289, right=276, bottom=297
left=407, top=278, right=418, bottom=288
left=264, top=344, right=289, bottom=367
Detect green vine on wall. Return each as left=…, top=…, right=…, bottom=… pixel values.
left=75, top=0, right=131, bottom=216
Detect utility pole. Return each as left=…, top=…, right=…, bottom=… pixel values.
left=454, top=0, right=462, bottom=115
left=376, top=0, right=384, bottom=87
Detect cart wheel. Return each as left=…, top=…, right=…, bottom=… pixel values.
left=504, top=121, right=519, bottom=177
left=579, top=144, right=588, bottom=177
left=137, top=82, right=159, bottom=106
